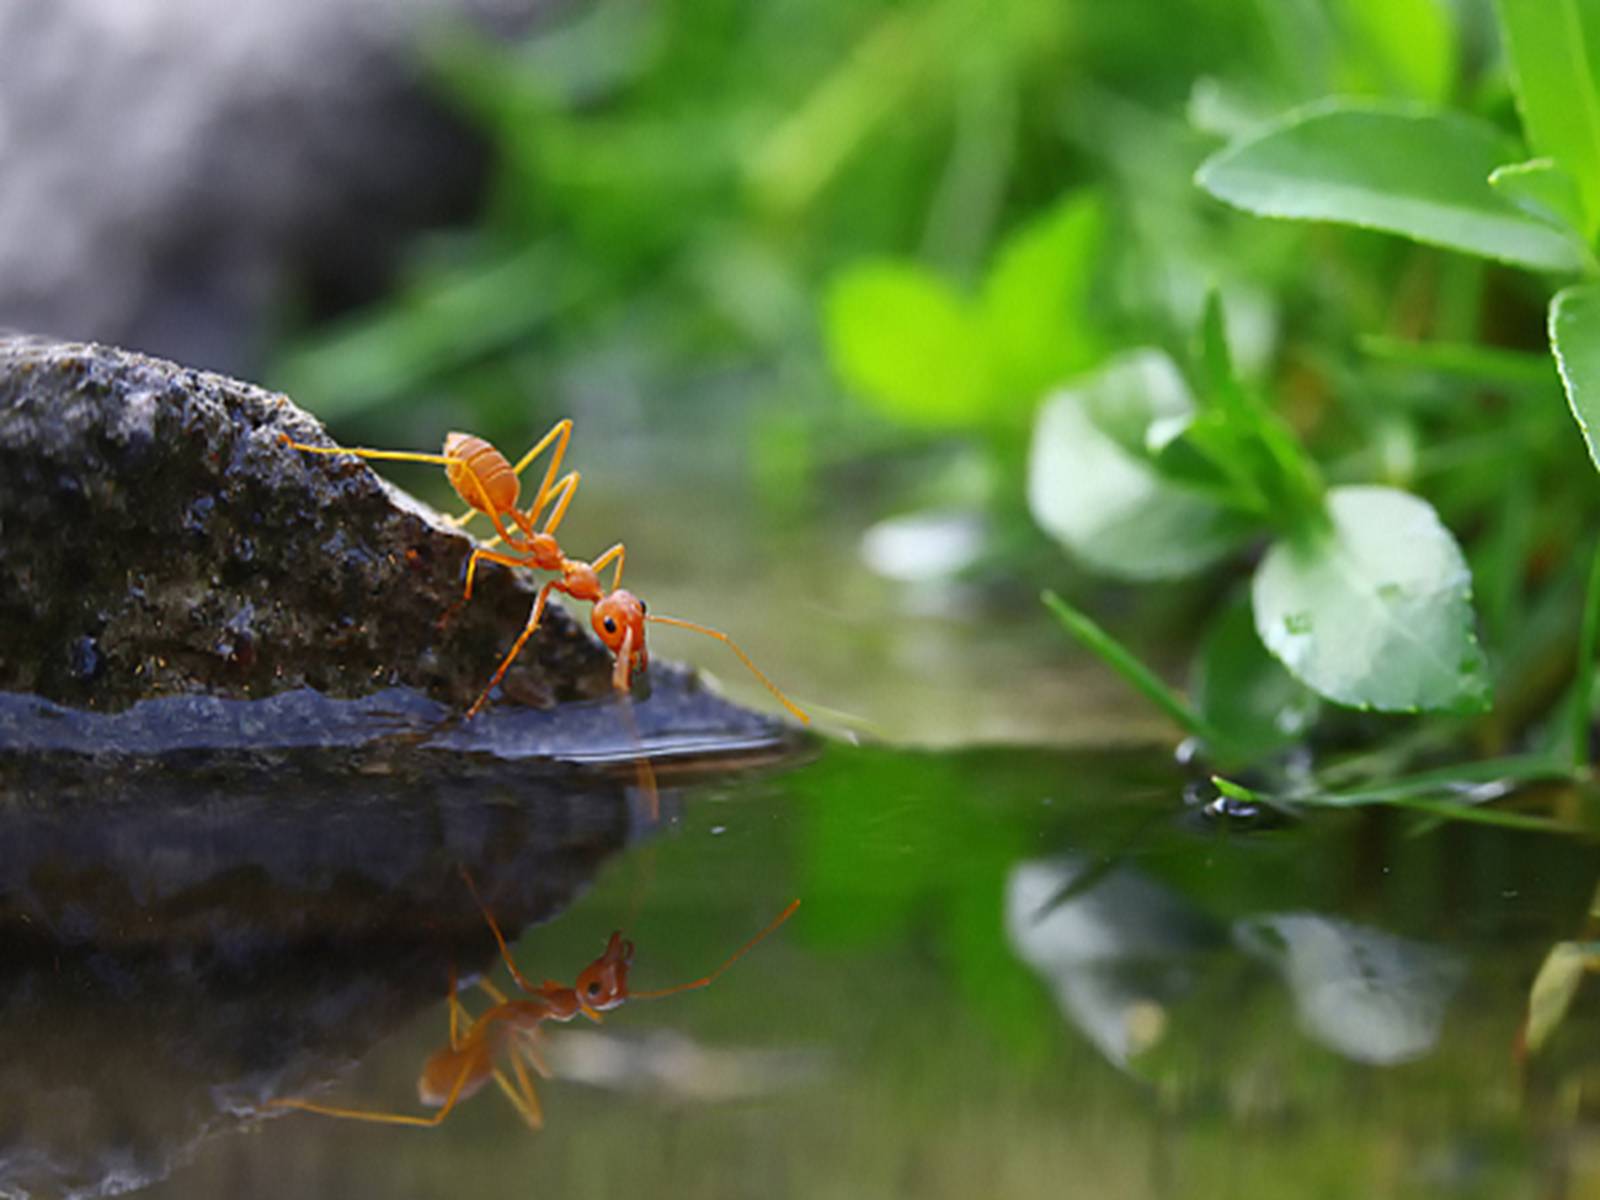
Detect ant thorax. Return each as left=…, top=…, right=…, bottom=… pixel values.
left=509, top=529, right=563, bottom=571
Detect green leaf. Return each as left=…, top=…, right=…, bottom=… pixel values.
left=1251, top=485, right=1491, bottom=713
left=1488, top=158, right=1588, bottom=236
left=1192, top=601, right=1319, bottom=758
left=1549, top=283, right=1600, bottom=471
left=824, top=263, right=991, bottom=429
left=1195, top=100, right=1584, bottom=273
left=1028, top=351, right=1252, bottom=580
left=1495, top=0, right=1600, bottom=236
left=981, top=191, right=1104, bottom=409
left=1333, top=0, right=1454, bottom=103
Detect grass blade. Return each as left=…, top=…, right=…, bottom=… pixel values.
left=1042, top=590, right=1225, bottom=747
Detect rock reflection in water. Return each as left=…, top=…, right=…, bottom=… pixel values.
left=0, top=700, right=795, bottom=1200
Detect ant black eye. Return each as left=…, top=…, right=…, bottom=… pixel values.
left=587, top=981, right=602, bottom=997
left=603, top=617, right=617, bottom=633
left=640, top=601, right=647, bottom=614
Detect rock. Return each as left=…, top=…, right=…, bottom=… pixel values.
left=0, top=0, right=547, bottom=375
left=0, top=335, right=618, bottom=712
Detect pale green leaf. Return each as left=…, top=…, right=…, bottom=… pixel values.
left=1495, top=0, right=1600, bottom=235
left=824, top=263, right=991, bottom=429
left=1252, top=486, right=1490, bottom=713
left=1028, top=351, right=1251, bottom=581
left=1549, top=283, right=1600, bottom=471
left=1196, top=100, right=1584, bottom=272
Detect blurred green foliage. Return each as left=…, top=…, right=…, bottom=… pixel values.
left=272, top=0, right=1600, bottom=782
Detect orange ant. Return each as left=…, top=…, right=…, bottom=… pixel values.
left=282, top=420, right=809, bottom=724
left=266, top=888, right=801, bottom=1130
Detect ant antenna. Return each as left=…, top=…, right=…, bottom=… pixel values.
left=646, top=615, right=810, bottom=724
left=629, top=900, right=801, bottom=1001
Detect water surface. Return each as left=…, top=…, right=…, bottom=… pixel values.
left=2, top=726, right=1595, bottom=1199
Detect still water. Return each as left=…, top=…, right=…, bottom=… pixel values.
left=0, top=688, right=1596, bottom=1200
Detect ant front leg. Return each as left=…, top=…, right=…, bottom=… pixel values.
left=439, top=547, right=534, bottom=630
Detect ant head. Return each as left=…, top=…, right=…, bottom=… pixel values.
left=592, top=591, right=649, bottom=672
left=573, top=931, right=634, bottom=1014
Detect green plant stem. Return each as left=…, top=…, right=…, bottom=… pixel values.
left=1572, top=539, right=1600, bottom=768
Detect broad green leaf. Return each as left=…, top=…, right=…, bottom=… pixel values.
left=1489, top=158, right=1588, bottom=235
left=1334, top=0, right=1453, bottom=103
left=824, top=263, right=991, bottom=429
left=1252, top=486, right=1490, bottom=713
left=981, top=191, right=1104, bottom=408
left=1192, top=601, right=1319, bottom=758
left=1495, top=0, right=1600, bottom=236
left=1549, top=283, right=1600, bottom=471
left=1196, top=100, right=1584, bottom=273
left=1029, top=351, right=1252, bottom=580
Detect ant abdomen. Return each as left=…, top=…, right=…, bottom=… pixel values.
left=443, top=433, right=518, bottom=515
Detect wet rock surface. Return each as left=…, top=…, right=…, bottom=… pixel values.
left=0, top=335, right=618, bottom=712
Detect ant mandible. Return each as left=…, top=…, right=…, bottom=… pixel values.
left=265, top=885, right=801, bottom=1130
left=282, top=420, right=809, bottom=723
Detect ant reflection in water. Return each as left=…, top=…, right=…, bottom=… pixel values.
left=267, top=877, right=800, bottom=1130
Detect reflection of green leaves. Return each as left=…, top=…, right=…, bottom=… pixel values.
left=1252, top=486, right=1490, bottom=713
left=1028, top=351, right=1252, bottom=579
left=1525, top=940, right=1600, bottom=1055
left=825, top=192, right=1104, bottom=430
left=1196, top=101, right=1584, bottom=272
left=1495, top=0, right=1600, bottom=238
left=794, top=745, right=1057, bottom=1056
